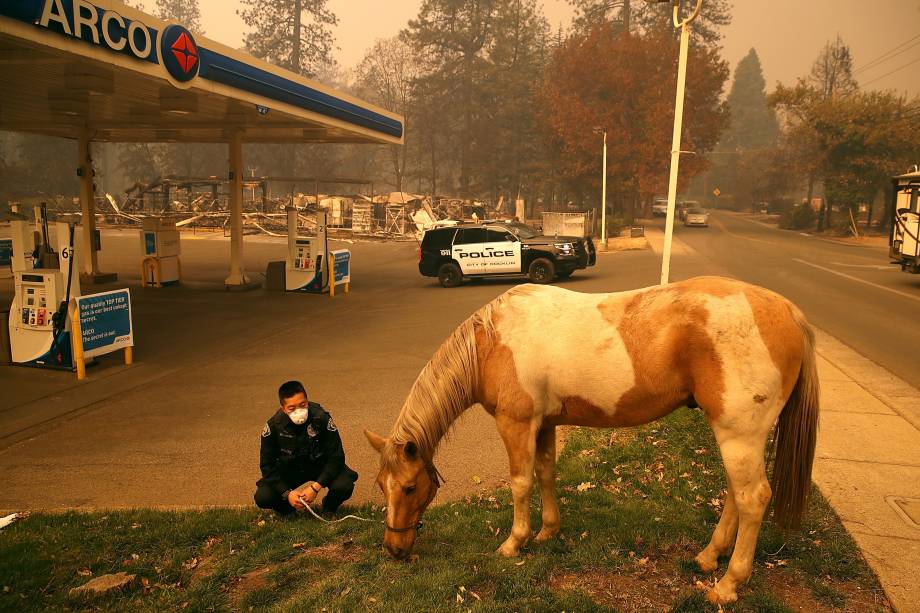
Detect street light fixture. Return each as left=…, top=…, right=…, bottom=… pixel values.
left=645, top=0, right=704, bottom=285
left=593, top=126, right=608, bottom=250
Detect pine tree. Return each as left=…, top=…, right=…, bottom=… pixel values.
left=404, top=0, right=499, bottom=197
left=155, top=0, right=203, bottom=32
left=238, top=0, right=337, bottom=78
left=723, top=49, right=778, bottom=151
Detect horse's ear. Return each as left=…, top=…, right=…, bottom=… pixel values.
left=404, top=441, right=418, bottom=459
left=364, top=429, right=386, bottom=453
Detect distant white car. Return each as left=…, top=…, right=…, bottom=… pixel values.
left=652, top=199, right=669, bottom=217
left=684, top=207, right=710, bottom=227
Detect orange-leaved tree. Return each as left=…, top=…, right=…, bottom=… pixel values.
left=534, top=23, right=728, bottom=221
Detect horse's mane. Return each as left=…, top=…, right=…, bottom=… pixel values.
left=383, top=292, right=510, bottom=466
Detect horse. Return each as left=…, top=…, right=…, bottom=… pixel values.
left=364, top=276, right=819, bottom=605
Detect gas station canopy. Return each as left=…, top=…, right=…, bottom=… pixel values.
left=0, top=0, right=404, bottom=288
left=0, top=0, right=404, bottom=145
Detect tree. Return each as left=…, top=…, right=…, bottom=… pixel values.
left=154, top=0, right=203, bottom=32
left=404, top=0, right=499, bottom=197
left=723, top=49, right=778, bottom=150
left=706, top=48, right=779, bottom=209
left=353, top=38, right=419, bottom=192
left=809, top=35, right=858, bottom=100
left=238, top=0, right=338, bottom=78
left=771, top=36, right=860, bottom=231
left=535, top=24, right=729, bottom=221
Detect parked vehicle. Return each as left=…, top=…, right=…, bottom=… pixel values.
left=652, top=198, right=669, bottom=217
left=890, top=167, right=920, bottom=273
left=418, top=222, right=596, bottom=287
left=683, top=207, right=710, bottom=227
left=678, top=200, right=700, bottom=222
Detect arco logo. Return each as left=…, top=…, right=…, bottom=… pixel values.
left=160, top=25, right=199, bottom=83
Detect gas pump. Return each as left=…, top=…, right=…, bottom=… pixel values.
left=8, top=206, right=81, bottom=369
left=285, top=207, right=329, bottom=292
left=140, top=217, right=181, bottom=286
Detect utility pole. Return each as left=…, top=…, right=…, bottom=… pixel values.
left=654, top=0, right=703, bottom=285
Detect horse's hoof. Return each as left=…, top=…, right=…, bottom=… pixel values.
left=694, top=551, right=718, bottom=573
left=705, top=585, right=738, bottom=606
left=496, top=540, right=521, bottom=557
left=534, top=528, right=558, bottom=542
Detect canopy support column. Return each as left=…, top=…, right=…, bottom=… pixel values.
left=78, top=131, right=117, bottom=284
left=225, top=130, right=258, bottom=290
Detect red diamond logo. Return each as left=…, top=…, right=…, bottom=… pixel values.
left=170, top=32, right=198, bottom=74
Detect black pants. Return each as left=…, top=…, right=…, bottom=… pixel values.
left=254, top=469, right=357, bottom=515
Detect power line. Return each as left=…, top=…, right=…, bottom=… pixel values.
left=861, top=56, right=920, bottom=86
left=855, top=40, right=920, bottom=75
left=854, top=34, right=920, bottom=75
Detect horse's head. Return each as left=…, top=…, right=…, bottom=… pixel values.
left=365, top=430, right=442, bottom=560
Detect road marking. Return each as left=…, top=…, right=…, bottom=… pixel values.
left=830, top=262, right=897, bottom=271
left=792, top=258, right=920, bottom=303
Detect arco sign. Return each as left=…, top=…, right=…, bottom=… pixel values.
left=31, top=0, right=199, bottom=86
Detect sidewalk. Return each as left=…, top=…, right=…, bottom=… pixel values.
left=813, top=328, right=920, bottom=613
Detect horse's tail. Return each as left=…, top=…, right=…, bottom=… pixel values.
left=770, top=308, right=820, bottom=529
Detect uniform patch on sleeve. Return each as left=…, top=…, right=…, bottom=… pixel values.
left=261, top=424, right=271, bottom=438
left=327, top=417, right=338, bottom=432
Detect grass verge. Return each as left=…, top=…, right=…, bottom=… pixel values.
left=0, top=408, right=890, bottom=612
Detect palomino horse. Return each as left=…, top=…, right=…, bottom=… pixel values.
left=365, top=276, right=818, bottom=605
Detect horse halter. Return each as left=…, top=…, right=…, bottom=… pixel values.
left=384, top=460, right=443, bottom=534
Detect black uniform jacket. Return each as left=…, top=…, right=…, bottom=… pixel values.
left=258, top=402, right=349, bottom=495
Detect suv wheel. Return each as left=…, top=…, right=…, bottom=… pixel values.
left=438, top=262, right=463, bottom=288
left=528, top=258, right=555, bottom=284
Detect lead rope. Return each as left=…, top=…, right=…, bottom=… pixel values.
left=297, top=497, right=374, bottom=524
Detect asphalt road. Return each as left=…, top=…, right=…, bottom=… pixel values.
left=0, top=216, right=917, bottom=511
left=665, top=212, right=920, bottom=389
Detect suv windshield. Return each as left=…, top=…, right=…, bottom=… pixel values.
left=501, top=222, right=539, bottom=239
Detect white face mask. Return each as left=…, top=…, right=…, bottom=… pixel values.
left=288, top=408, right=309, bottom=425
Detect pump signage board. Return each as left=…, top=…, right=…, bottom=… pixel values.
left=331, top=249, right=351, bottom=285
left=75, top=288, right=134, bottom=358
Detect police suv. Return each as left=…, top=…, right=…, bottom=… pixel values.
left=419, top=221, right=596, bottom=287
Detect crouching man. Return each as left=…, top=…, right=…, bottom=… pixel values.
left=254, top=381, right=358, bottom=516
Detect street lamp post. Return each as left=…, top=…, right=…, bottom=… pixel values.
left=650, top=0, right=703, bottom=285
left=593, top=127, right=608, bottom=250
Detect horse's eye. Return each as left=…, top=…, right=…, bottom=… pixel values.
left=404, top=485, right=416, bottom=494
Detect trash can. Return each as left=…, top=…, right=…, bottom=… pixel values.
left=265, top=261, right=286, bottom=291
left=0, top=310, right=10, bottom=364
left=630, top=226, right=645, bottom=238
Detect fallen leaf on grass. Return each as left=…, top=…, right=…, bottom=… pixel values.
left=637, top=557, right=649, bottom=566
left=515, top=560, right=525, bottom=566
left=576, top=482, right=595, bottom=492
left=256, top=520, right=265, bottom=527
left=76, top=569, right=92, bottom=577
left=292, top=543, right=306, bottom=549
left=368, top=597, right=378, bottom=604
left=340, top=586, right=351, bottom=597
left=182, top=558, right=199, bottom=570
left=131, top=522, right=142, bottom=529
left=471, top=475, right=482, bottom=485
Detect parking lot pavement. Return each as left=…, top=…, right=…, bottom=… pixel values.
left=0, top=229, right=662, bottom=511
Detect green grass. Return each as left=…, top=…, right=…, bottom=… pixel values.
left=0, top=408, right=890, bottom=612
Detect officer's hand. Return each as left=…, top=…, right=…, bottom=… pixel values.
left=288, top=490, right=305, bottom=509
left=300, top=488, right=317, bottom=504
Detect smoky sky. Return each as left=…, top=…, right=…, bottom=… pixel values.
left=195, top=0, right=920, bottom=96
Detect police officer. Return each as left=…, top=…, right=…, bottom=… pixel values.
left=254, top=381, right=358, bottom=516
